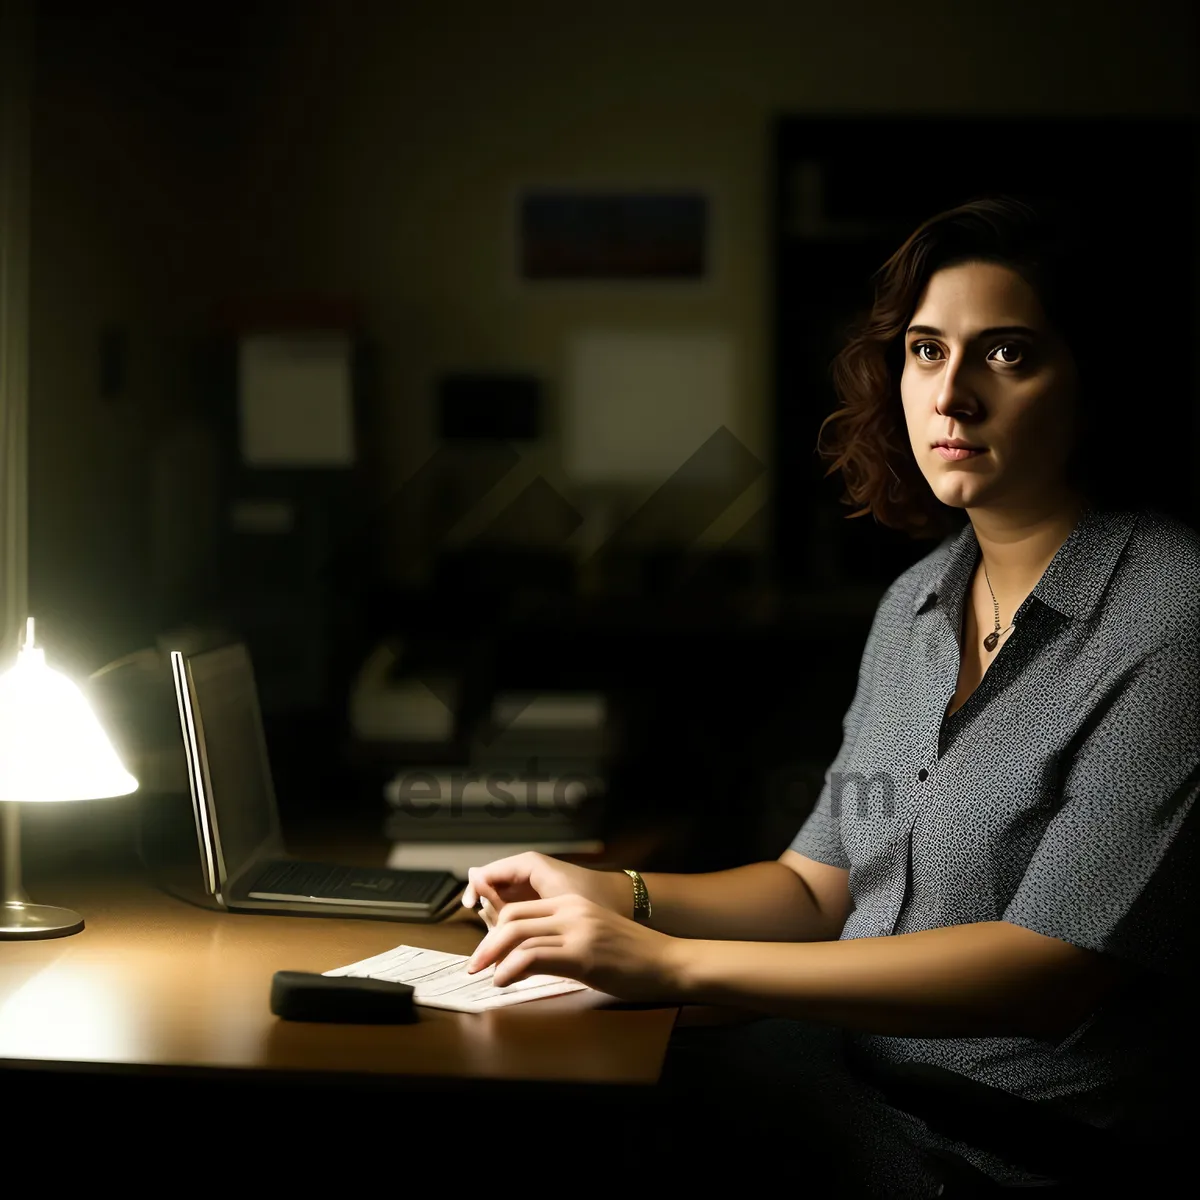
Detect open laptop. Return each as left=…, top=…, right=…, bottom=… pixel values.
left=170, top=642, right=462, bottom=922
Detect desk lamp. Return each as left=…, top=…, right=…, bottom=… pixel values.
left=0, top=618, right=138, bottom=939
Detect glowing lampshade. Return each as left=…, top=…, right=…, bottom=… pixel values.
left=0, top=624, right=138, bottom=802
left=0, top=618, right=138, bottom=939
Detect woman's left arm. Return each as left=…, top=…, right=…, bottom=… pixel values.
left=466, top=900, right=1127, bottom=1039
left=669, top=919, right=1128, bottom=1038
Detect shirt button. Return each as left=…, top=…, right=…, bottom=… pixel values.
left=917, top=768, right=928, bottom=782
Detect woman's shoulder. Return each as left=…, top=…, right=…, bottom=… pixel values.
left=1110, top=507, right=1200, bottom=643
left=1128, top=506, right=1200, bottom=555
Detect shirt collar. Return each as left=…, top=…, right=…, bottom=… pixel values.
left=913, top=505, right=1138, bottom=622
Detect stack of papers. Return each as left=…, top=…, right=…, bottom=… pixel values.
left=491, top=693, right=607, bottom=731
left=385, top=840, right=604, bottom=876
left=324, top=943, right=591, bottom=1012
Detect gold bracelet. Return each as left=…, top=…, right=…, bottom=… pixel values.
left=622, top=868, right=652, bottom=925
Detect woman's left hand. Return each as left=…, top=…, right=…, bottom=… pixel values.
left=465, top=893, right=684, bottom=1000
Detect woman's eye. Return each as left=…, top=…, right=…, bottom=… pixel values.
left=912, top=341, right=941, bottom=362
left=990, top=343, right=1025, bottom=366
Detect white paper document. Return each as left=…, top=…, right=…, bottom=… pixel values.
left=324, top=943, right=591, bottom=1012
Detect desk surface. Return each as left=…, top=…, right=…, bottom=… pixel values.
left=0, top=869, right=678, bottom=1087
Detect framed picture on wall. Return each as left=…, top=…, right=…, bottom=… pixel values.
left=517, top=189, right=709, bottom=280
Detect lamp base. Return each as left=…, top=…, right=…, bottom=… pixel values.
left=0, top=901, right=85, bottom=940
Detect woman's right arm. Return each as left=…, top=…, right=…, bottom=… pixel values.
left=640, top=852, right=851, bottom=941
left=463, top=850, right=851, bottom=943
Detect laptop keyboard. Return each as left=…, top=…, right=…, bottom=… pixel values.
left=247, top=860, right=454, bottom=906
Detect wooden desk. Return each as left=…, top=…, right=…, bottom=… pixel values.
left=0, top=870, right=678, bottom=1090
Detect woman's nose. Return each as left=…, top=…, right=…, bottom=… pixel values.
left=934, top=366, right=981, bottom=419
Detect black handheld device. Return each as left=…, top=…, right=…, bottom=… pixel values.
left=270, top=971, right=417, bottom=1024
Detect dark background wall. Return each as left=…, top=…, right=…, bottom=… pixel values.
left=27, top=0, right=1200, bottom=668
left=20, top=0, right=1200, bottom=866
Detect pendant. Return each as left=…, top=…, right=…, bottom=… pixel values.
left=983, top=630, right=1000, bottom=652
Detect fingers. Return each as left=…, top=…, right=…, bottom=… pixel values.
left=462, top=868, right=494, bottom=911
left=468, top=893, right=560, bottom=938
left=490, top=896, right=560, bottom=924
left=462, top=853, right=543, bottom=911
left=462, top=879, right=498, bottom=916
left=492, top=939, right=568, bottom=988
left=462, top=868, right=507, bottom=914
left=467, top=913, right=563, bottom=973
left=465, top=893, right=497, bottom=927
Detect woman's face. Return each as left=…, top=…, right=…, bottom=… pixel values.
left=900, top=259, right=1080, bottom=514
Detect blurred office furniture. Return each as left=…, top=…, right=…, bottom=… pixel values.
left=351, top=630, right=614, bottom=870
left=350, top=640, right=460, bottom=750
left=186, top=307, right=377, bottom=722
left=383, top=687, right=612, bottom=871
left=346, top=548, right=875, bottom=873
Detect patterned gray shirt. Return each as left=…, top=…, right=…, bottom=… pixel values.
left=791, top=504, right=1200, bottom=1137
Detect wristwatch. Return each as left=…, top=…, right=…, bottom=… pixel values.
left=622, top=868, right=652, bottom=925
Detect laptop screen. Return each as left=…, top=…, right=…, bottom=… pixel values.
left=182, top=643, right=283, bottom=889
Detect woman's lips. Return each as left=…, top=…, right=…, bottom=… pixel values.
left=934, top=445, right=985, bottom=461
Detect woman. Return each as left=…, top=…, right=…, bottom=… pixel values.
left=462, top=196, right=1200, bottom=1193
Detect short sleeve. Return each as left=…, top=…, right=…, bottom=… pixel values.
left=1002, top=639, right=1200, bottom=975
left=789, top=585, right=895, bottom=869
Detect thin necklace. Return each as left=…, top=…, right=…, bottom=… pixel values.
left=982, top=561, right=1015, bottom=652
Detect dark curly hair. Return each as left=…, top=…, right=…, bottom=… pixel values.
left=817, top=193, right=1123, bottom=539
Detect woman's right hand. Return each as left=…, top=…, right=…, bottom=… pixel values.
left=462, top=852, right=632, bottom=922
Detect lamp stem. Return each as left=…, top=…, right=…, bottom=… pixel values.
left=0, top=803, right=27, bottom=904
